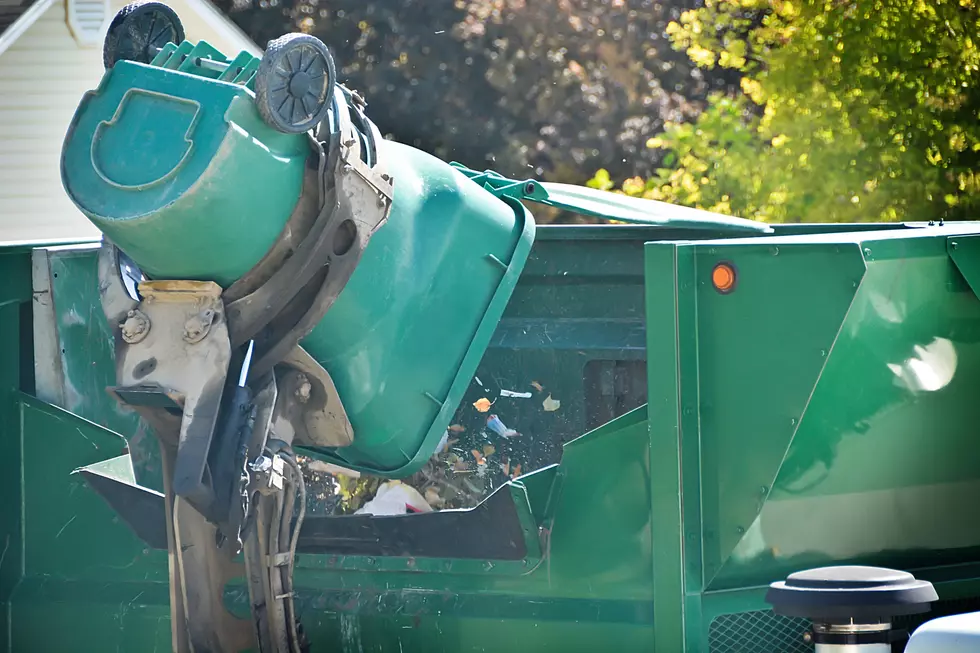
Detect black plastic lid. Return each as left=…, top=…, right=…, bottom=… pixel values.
left=765, top=566, right=938, bottom=621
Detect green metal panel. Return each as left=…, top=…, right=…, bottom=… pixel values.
left=42, top=245, right=161, bottom=491
left=644, top=241, right=694, bottom=653
left=14, top=220, right=980, bottom=651
left=3, top=392, right=172, bottom=652
left=644, top=223, right=980, bottom=651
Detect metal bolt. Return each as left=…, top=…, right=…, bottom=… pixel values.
left=183, top=309, right=215, bottom=344
left=295, top=374, right=312, bottom=403
left=120, top=309, right=150, bottom=344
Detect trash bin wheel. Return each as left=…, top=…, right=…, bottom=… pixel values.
left=255, top=33, right=336, bottom=134
left=103, top=1, right=185, bottom=69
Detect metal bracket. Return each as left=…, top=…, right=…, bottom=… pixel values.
left=223, top=84, right=393, bottom=381
left=273, top=345, right=353, bottom=448
left=107, top=279, right=232, bottom=512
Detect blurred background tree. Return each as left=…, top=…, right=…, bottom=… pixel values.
left=210, top=0, right=740, bottom=222
left=592, top=0, right=980, bottom=223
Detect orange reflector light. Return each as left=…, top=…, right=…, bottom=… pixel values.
left=711, top=262, right=737, bottom=294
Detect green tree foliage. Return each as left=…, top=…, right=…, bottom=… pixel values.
left=593, top=0, right=980, bottom=223
left=213, top=0, right=737, bottom=197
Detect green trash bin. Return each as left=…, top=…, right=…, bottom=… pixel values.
left=60, top=9, right=535, bottom=477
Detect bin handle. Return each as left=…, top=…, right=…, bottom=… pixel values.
left=451, top=163, right=774, bottom=235
left=536, top=182, right=773, bottom=234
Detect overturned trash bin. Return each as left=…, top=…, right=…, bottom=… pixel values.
left=60, top=1, right=536, bottom=478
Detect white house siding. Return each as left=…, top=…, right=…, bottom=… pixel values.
left=0, top=0, right=258, bottom=243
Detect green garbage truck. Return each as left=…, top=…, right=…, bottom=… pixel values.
left=2, top=2, right=980, bottom=650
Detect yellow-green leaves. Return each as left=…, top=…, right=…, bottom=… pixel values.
left=607, top=0, right=980, bottom=223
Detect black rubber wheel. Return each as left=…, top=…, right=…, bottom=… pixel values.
left=103, top=1, right=185, bottom=70
left=255, top=33, right=336, bottom=134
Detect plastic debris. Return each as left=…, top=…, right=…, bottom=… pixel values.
left=435, top=430, right=450, bottom=455
left=424, top=487, right=445, bottom=509
left=355, top=480, right=433, bottom=516
left=500, top=389, right=533, bottom=398
left=473, top=397, right=493, bottom=412
left=486, top=414, right=520, bottom=438
left=542, top=394, right=561, bottom=412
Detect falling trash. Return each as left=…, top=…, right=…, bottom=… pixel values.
left=486, top=414, right=520, bottom=438
left=473, top=397, right=493, bottom=412
left=542, top=394, right=561, bottom=412
left=531, top=381, right=544, bottom=392
left=500, top=389, right=533, bottom=399
left=435, top=430, right=450, bottom=455
left=355, top=481, right=433, bottom=516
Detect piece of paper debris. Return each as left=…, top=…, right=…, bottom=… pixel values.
left=473, top=397, right=493, bottom=412
left=542, top=394, right=561, bottom=412
left=531, top=381, right=544, bottom=392
left=500, top=389, right=533, bottom=399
